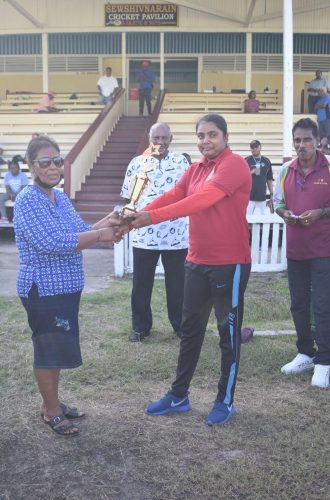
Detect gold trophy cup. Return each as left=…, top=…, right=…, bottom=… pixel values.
left=121, top=143, right=161, bottom=219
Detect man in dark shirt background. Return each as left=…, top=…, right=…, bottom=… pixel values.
left=137, top=60, right=155, bottom=117
left=245, top=139, right=274, bottom=214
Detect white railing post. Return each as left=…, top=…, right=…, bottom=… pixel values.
left=113, top=239, right=125, bottom=277
left=114, top=214, right=287, bottom=276
left=247, top=213, right=287, bottom=272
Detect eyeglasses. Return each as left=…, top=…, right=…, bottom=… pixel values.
left=32, top=156, right=64, bottom=169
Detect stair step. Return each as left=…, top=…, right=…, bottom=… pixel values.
left=80, top=185, right=121, bottom=193
left=88, top=167, right=126, bottom=179
left=90, top=167, right=126, bottom=173
left=85, top=177, right=123, bottom=184
left=76, top=192, right=122, bottom=202
left=94, top=159, right=130, bottom=165
left=96, top=152, right=132, bottom=157
left=74, top=115, right=150, bottom=221
left=75, top=202, right=121, bottom=212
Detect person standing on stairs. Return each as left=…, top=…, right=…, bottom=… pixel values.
left=137, top=60, right=155, bottom=116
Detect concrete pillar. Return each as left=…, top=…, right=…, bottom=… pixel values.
left=283, top=0, right=293, bottom=161
left=122, top=32, right=127, bottom=114
left=160, top=32, right=165, bottom=90
left=245, top=32, right=252, bottom=93
left=41, top=33, right=49, bottom=93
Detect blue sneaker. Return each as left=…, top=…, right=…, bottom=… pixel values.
left=206, top=400, right=237, bottom=426
left=146, top=391, right=192, bottom=415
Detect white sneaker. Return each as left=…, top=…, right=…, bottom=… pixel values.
left=311, top=364, right=330, bottom=388
left=281, top=353, right=314, bottom=374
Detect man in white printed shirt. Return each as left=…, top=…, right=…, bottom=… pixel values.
left=121, top=122, right=189, bottom=342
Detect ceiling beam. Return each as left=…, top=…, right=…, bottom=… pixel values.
left=252, top=1, right=330, bottom=23
left=4, top=0, right=43, bottom=28
left=246, top=0, right=257, bottom=26
left=162, top=0, right=246, bottom=25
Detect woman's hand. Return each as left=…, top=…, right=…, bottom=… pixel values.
left=107, top=210, right=125, bottom=227
left=126, top=211, right=152, bottom=229
left=98, top=226, right=123, bottom=243
left=93, top=210, right=126, bottom=230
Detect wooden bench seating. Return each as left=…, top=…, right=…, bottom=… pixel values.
left=162, top=92, right=282, bottom=113
left=158, top=111, right=309, bottom=175
left=6, top=92, right=99, bottom=100
left=0, top=108, right=100, bottom=224
left=0, top=112, right=99, bottom=125
left=0, top=105, right=104, bottom=113
left=1, top=92, right=103, bottom=114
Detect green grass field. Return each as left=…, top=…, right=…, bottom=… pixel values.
left=0, top=274, right=329, bottom=500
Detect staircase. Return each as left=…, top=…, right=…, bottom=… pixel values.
left=74, top=116, right=151, bottom=224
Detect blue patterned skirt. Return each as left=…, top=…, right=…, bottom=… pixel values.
left=20, top=284, right=82, bottom=369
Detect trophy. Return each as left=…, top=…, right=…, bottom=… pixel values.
left=121, top=143, right=161, bottom=219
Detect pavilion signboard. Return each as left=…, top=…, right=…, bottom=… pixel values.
left=105, top=3, right=178, bottom=26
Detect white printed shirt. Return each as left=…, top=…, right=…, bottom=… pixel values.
left=121, top=152, right=189, bottom=250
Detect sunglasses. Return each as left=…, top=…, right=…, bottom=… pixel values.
left=32, top=156, right=64, bottom=169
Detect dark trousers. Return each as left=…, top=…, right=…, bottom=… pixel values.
left=318, top=119, right=330, bottom=140
left=172, top=262, right=251, bottom=405
left=308, top=95, right=318, bottom=114
left=138, top=88, right=152, bottom=115
left=287, top=258, right=330, bottom=364
left=132, top=247, right=187, bottom=334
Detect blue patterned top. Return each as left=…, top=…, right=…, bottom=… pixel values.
left=14, top=185, right=90, bottom=298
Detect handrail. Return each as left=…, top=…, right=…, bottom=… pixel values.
left=65, top=88, right=124, bottom=164
left=64, top=88, right=125, bottom=196
left=136, top=89, right=166, bottom=155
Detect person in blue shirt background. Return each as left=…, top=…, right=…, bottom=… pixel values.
left=14, top=135, right=121, bottom=436
left=0, top=158, right=28, bottom=222
left=315, top=87, right=330, bottom=140
left=137, top=60, right=155, bottom=116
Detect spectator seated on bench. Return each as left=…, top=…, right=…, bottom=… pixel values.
left=0, top=144, right=6, bottom=165
left=244, top=90, right=260, bottom=113
left=0, top=158, right=29, bottom=223
left=37, top=91, right=60, bottom=113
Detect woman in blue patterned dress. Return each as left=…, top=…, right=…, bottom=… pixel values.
left=14, top=136, right=119, bottom=436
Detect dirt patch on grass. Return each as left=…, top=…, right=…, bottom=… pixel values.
left=1, top=378, right=330, bottom=500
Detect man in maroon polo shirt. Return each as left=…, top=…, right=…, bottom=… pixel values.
left=275, top=117, right=330, bottom=388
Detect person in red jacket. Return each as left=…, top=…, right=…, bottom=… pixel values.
left=126, top=113, right=252, bottom=425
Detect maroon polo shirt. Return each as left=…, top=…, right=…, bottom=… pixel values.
left=284, top=151, right=330, bottom=260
